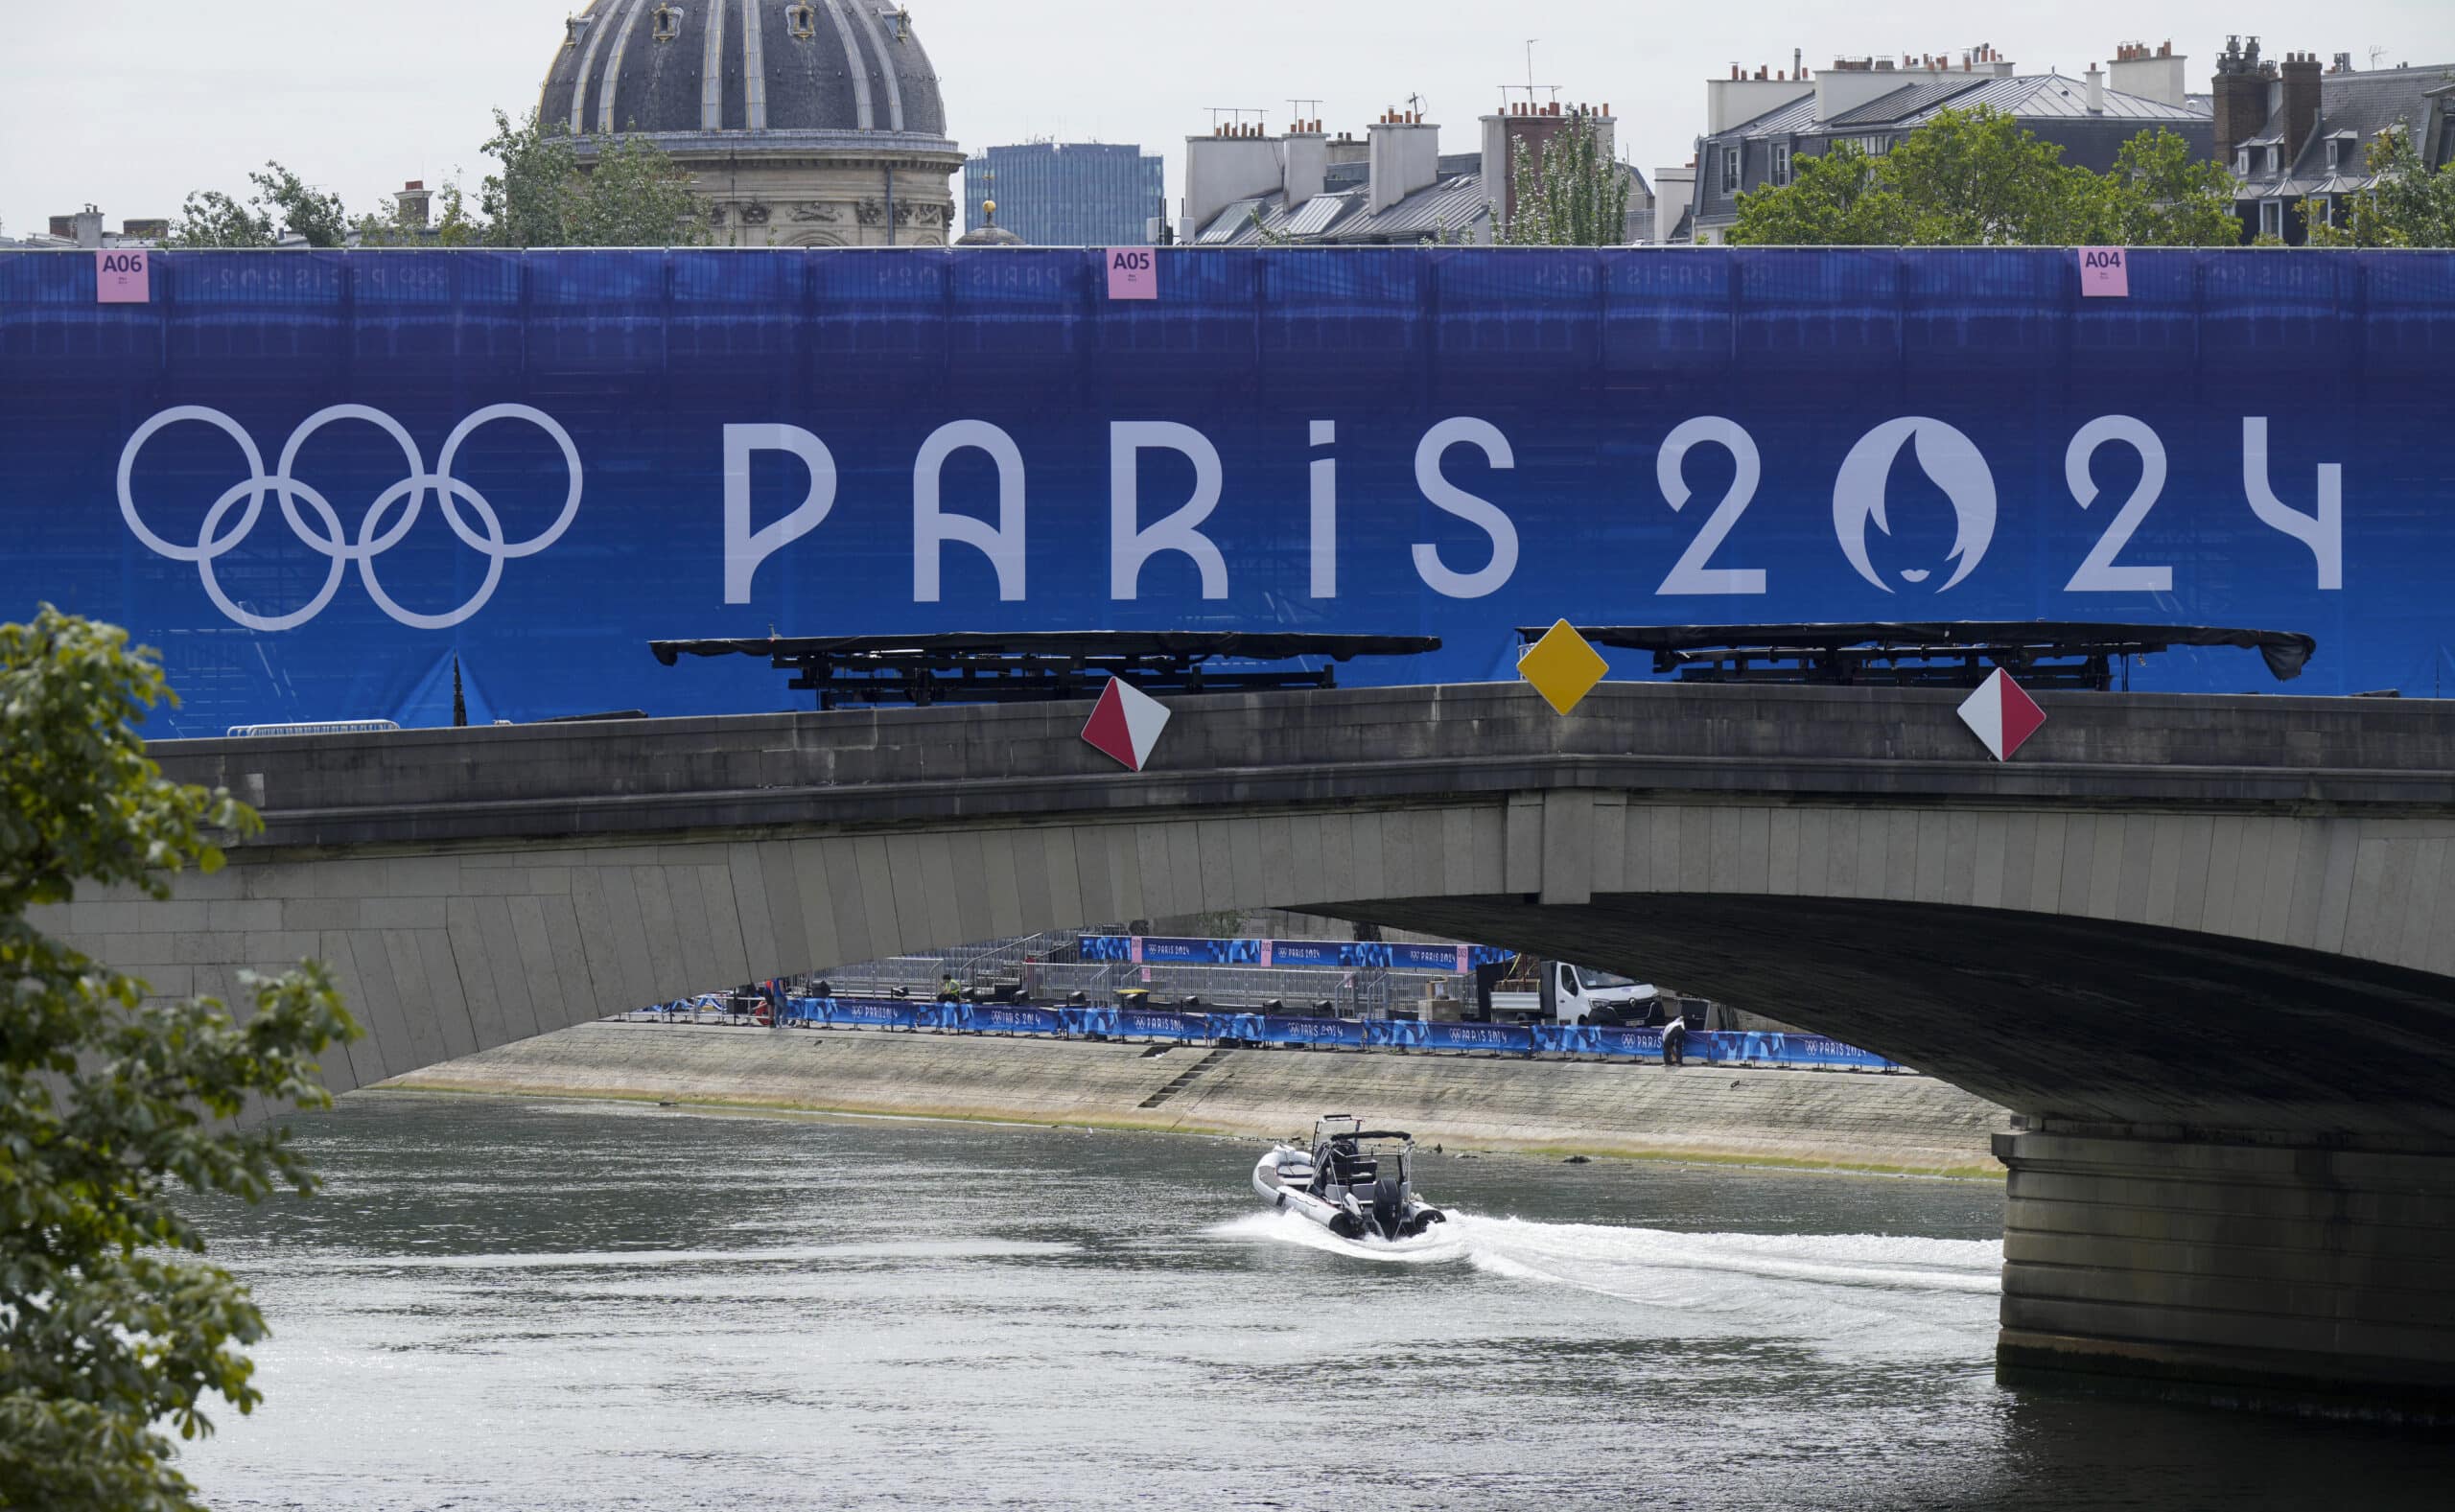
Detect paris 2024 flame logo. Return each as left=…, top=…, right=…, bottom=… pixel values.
left=1831, top=416, right=1998, bottom=593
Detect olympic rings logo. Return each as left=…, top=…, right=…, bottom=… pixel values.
left=117, top=404, right=583, bottom=631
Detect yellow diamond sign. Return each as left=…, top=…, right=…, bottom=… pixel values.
left=1518, top=619, right=1609, bottom=714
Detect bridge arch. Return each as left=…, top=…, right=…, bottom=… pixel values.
left=40, top=681, right=2455, bottom=1415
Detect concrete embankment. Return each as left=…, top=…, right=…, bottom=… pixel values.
left=383, top=1021, right=2011, bottom=1176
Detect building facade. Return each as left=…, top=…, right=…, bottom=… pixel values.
left=1682, top=44, right=2213, bottom=244
left=1179, top=104, right=1650, bottom=248
left=538, top=0, right=962, bottom=246
left=961, top=143, right=1164, bottom=246
left=2216, top=38, right=2455, bottom=244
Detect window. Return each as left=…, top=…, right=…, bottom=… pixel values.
left=1773, top=143, right=1792, bottom=186
left=652, top=5, right=682, bottom=42
left=2326, top=138, right=2343, bottom=171
left=2236, top=149, right=2252, bottom=175
left=2260, top=199, right=2284, bottom=238
left=786, top=3, right=817, bottom=39
left=2268, top=145, right=2282, bottom=173
left=1723, top=147, right=1742, bottom=192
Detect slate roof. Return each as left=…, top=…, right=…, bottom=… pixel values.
left=1198, top=173, right=1496, bottom=246
left=2233, top=63, right=2455, bottom=201
left=1823, top=79, right=1984, bottom=127
left=539, top=0, right=950, bottom=142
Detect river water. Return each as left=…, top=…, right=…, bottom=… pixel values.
left=178, top=1094, right=2449, bottom=1511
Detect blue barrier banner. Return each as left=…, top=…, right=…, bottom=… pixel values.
left=767, top=993, right=1906, bottom=1068
left=1265, top=940, right=1347, bottom=968
left=1074, top=934, right=1514, bottom=970
left=1267, top=1016, right=1367, bottom=1049
left=1420, top=1022, right=1536, bottom=1055
left=8, top=246, right=2449, bottom=736
left=1115, top=1010, right=1213, bottom=1041
left=973, top=1004, right=1066, bottom=1035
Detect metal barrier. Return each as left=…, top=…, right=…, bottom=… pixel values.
left=762, top=996, right=1903, bottom=1071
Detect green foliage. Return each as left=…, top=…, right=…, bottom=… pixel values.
left=161, top=190, right=277, bottom=250
left=355, top=180, right=483, bottom=249
left=1497, top=113, right=1633, bottom=245
left=478, top=108, right=709, bottom=248
left=2077, top=128, right=2246, bottom=246
left=0, top=608, right=358, bottom=1512
left=1731, top=108, right=2242, bottom=247
left=1729, top=138, right=1906, bottom=245
left=2305, top=128, right=2455, bottom=247
left=169, top=112, right=705, bottom=251
left=165, top=163, right=350, bottom=249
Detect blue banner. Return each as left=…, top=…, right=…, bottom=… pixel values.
left=7, top=247, right=2449, bottom=735
left=1073, top=935, right=1511, bottom=970
left=769, top=994, right=1901, bottom=1069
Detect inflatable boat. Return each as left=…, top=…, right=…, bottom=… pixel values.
left=1251, top=1115, right=1446, bottom=1241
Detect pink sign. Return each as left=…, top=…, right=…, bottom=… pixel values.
left=2078, top=246, right=2129, bottom=298
left=1106, top=247, right=1158, bottom=300
left=96, top=249, right=152, bottom=304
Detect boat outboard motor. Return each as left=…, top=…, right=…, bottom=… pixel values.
left=1371, top=1174, right=1407, bottom=1239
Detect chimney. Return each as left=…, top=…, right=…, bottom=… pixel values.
left=1367, top=111, right=1441, bottom=214
left=1707, top=67, right=1812, bottom=133
left=1181, top=125, right=1285, bottom=242
left=1815, top=51, right=1962, bottom=121
left=71, top=208, right=104, bottom=249
left=2280, top=51, right=2323, bottom=166
left=2108, top=40, right=2189, bottom=106
left=2211, top=35, right=2275, bottom=172
left=1281, top=125, right=1328, bottom=208
left=1484, top=105, right=1618, bottom=226
left=396, top=180, right=433, bottom=229
left=2086, top=63, right=2105, bottom=114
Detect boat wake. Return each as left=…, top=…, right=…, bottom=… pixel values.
left=1212, top=1209, right=2000, bottom=1349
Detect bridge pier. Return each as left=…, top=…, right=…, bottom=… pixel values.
left=1995, top=1127, right=2455, bottom=1422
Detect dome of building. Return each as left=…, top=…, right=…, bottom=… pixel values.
left=538, top=1, right=961, bottom=246
left=542, top=0, right=947, bottom=140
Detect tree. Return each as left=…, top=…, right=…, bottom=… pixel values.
left=478, top=108, right=708, bottom=248
left=2078, top=128, right=2244, bottom=246
left=0, top=608, right=358, bottom=1512
left=1728, top=138, right=1907, bottom=245
left=164, top=162, right=350, bottom=249
left=1497, top=112, right=1634, bottom=245
left=2305, top=128, right=2455, bottom=248
left=161, top=190, right=277, bottom=250
left=1731, top=106, right=2242, bottom=247
left=1878, top=106, right=2088, bottom=244
left=354, top=179, right=483, bottom=249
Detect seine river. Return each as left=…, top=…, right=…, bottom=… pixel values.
left=179, top=1095, right=2450, bottom=1510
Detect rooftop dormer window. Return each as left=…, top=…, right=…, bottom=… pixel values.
left=2236, top=149, right=2251, bottom=174
left=787, top=4, right=817, bottom=39
left=653, top=5, right=682, bottom=42
left=565, top=15, right=592, bottom=47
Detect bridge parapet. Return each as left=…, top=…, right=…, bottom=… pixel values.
left=152, top=682, right=2455, bottom=852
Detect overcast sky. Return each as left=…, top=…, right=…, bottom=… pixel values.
left=4, top=0, right=2447, bottom=235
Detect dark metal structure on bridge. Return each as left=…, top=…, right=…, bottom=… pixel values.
left=1535, top=622, right=2319, bottom=691
left=651, top=632, right=1442, bottom=708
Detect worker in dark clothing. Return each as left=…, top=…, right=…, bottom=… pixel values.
left=1661, top=1014, right=1689, bottom=1068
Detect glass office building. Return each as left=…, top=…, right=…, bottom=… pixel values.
left=962, top=143, right=1166, bottom=246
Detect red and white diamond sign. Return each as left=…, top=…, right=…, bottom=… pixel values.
left=1081, top=679, right=1172, bottom=772
left=1957, top=669, right=2046, bottom=761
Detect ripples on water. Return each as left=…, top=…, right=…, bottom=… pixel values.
left=178, top=1094, right=2451, bottom=1510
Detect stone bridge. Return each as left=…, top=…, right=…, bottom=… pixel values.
left=46, top=681, right=2455, bottom=1418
